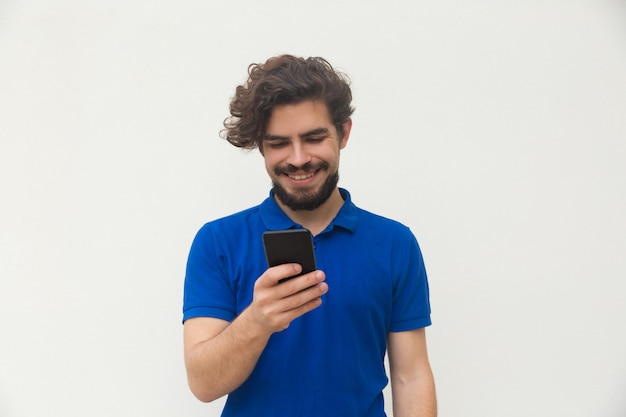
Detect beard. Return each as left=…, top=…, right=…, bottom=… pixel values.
left=272, top=162, right=339, bottom=211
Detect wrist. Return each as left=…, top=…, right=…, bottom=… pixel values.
left=234, top=306, right=275, bottom=343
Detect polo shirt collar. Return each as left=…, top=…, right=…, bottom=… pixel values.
left=259, top=187, right=359, bottom=233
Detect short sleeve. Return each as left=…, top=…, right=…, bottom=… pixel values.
left=183, top=224, right=237, bottom=323
left=389, top=230, right=432, bottom=332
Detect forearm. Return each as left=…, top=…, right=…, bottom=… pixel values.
left=391, top=370, right=437, bottom=417
left=184, top=266, right=328, bottom=402
left=185, top=309, right=272, bottom=402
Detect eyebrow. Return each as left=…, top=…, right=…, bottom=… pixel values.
left=264, top=127, right=331, bottom=142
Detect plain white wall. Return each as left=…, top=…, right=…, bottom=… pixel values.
left=1, top=1, right=625, bottom=416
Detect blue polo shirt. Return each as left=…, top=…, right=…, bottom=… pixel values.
left=183, top=188, right=431, bottom=417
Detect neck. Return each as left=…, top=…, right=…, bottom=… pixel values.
left=275, top=188, right=344, bottom=236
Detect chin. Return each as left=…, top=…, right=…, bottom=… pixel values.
left=273, top=170, right=339, bottom=211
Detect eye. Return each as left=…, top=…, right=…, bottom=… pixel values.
left=266, top=141, right=288, bottom=149
left=306, top=136, right=325, bottom=143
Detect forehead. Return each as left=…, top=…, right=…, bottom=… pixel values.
left=265, top=100, right=333, bottom=136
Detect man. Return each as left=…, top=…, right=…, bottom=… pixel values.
left=183, top=55, right=436, bottom=417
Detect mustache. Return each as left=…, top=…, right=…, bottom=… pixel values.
left=274, top=161, right=329, bottom=176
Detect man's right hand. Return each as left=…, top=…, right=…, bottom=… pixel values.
left=184, top=264, right=328, bottom=402
left=247, top=263, right=328, bottom=333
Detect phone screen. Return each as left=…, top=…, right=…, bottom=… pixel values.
left=262, top=229, right=317, bottom=282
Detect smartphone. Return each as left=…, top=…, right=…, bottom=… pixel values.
left=262, top=229, right=317, bottom=282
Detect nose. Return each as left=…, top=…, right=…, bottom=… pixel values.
left=287, top=140, right=311, bottom=168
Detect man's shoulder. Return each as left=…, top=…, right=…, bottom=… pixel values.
left=354, top=205, right=412, bottom=234
left=338, top=189, right=413, bottom=237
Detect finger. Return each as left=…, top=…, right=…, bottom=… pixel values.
left=280, top=284, right=328, bottom=321
left=259, top=263, right=302, bottom=287
left=280, top=280, right=329, bottom=312
left=278, top=270, right=326, bottom=296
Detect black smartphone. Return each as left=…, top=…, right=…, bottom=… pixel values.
left=262, top=229, right=317, bottom=282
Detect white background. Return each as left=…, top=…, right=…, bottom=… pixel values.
left=1, top=1, right=625, bottom=416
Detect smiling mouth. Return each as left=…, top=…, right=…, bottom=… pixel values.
left=287, top=172, right=315, bottom=180
left=277, top=161, right=328, bottom=181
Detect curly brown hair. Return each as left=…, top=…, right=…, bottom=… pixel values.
left=221, top=55, right=354, bottom=150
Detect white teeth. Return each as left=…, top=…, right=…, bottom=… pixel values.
left=289, top=173, right=314, bottom=180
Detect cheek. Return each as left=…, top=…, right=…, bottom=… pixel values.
left=263, top=149, right=288, bottom=169
left=263, top=155, right=279, bottom=175
left=324, top=150, right=341, bottom=166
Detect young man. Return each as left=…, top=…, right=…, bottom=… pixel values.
left=183, top=55, right=436, bottom=417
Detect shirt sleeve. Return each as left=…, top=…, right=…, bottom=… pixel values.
left=182, top=223, right=237, bottom=323
left=389, top=229, right=432, bottom=332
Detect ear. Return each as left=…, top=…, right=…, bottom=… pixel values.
left=339, top=118, right=352, bottom=150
